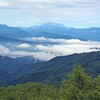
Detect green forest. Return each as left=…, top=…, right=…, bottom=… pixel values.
left=0, top=66, right=100, bottom=100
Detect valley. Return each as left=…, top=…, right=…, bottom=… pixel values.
left=0, top=23, right=100, bottom=99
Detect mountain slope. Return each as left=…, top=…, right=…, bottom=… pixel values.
left=0, top=56, right=37, bottom=76
left=1, top=51, right=100, bottom=86
left=0, top=56, right=23, bottom=75
left=0, top=68, right=13, bottom=83
left=21, top=51, right=100, bottom=76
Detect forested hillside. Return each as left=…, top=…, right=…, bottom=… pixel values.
left=0, top=66, right=100, bottom=100
left=0, top=51, right=100, bottom=86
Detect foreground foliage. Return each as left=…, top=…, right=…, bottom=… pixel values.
left=0, top=66, right=100, bottom=100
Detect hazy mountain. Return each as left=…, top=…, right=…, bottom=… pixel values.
left=0, top=35, right=28, bottom=43
left=70, top=27, right=100, bottom=41
left=23, top=23, right=72, bottom=35
left=0, top=24, right=32, bottom=39
left=1, top=51, right=100, bottom=86
left=23, top=23, right=100, bottom=41
left=0, top=23, right=100, bottom=41
left=33, top=32, right=72, bottom=39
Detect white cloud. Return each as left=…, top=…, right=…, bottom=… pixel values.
left=12, top=51, right=55, bottom=61
left=16, top=43, right=31, bottom=48
left=26, top=37, right=46, bottom=41
left=0, top=0, right=10, bottom=7
left=35, top=43, right=99, bottom=56
left=0, top=45, right=10, bottom=56
left=26, top=37, right=98, bottom=45
left=0, top=38, right=100, bottom=61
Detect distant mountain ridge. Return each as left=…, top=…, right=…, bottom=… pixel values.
left=23, top=23, right=100, bottom=41
left=0, top=23, right=100, bottom=41
left=0, top=24, right=32, bottom=39
left=0, top=35, right=28, bottom=43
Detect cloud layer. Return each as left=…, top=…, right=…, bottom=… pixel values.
left=0, top=38, right=100, bottom=61
left=0, top=0, right=10, bottom=7
left=0, top=0, right=100, bottom=27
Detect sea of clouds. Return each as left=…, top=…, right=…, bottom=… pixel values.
left=0, top=37, right=100, bottom=61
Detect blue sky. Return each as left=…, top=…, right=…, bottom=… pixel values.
left=0, top=0, right=100, bottom=28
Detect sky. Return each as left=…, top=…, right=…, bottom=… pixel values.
left=0, top=0, right=100, bottom=28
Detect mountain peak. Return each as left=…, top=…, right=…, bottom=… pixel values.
left=41, top=22, right=67, bottom=28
